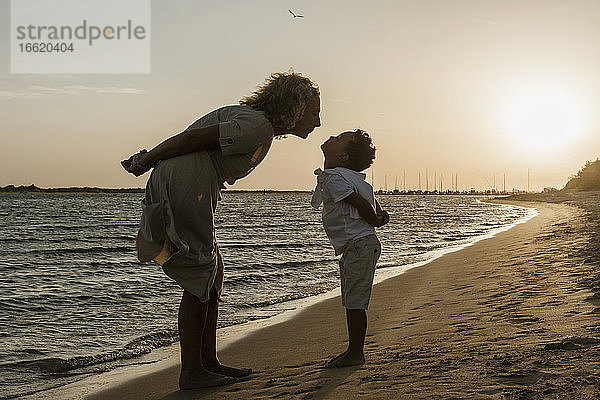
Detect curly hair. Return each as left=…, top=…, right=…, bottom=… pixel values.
left=344, top=129, right=376, bottom=172
left=240, top=71, right=320, bottom=131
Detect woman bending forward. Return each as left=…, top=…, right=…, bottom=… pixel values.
left=122, top=72, right=321, bottom=389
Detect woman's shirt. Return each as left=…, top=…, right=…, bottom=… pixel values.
left=184, top=105, right=275, bottom=185
left=137, top=105, right=275, bottom=264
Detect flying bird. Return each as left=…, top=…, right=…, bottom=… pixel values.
left=288, top=9, right=304, bottom=18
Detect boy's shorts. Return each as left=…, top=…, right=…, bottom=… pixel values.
left=339, top=234, right=381, bottom=310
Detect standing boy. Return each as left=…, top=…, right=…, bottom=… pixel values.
left=311, top=129, right=389, bottom=367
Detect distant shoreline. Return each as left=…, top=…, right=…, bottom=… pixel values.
left=8, top=185, right=580, bottom=197
left=0, top=185, right=146, bottom=193
left=0, top=184, right=538, bottom=196
left=0, top=185, right=311, bottom=194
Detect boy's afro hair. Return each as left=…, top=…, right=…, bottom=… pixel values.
left=345, top=129, right=376, bottom=172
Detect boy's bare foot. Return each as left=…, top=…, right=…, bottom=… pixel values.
left=205, top=362, right=252, bottom=377
left=326, top=351, right=365, bottom=368
left=325, top=350, right=348, bottom=366
left=179, top=369, right=239, bottom=389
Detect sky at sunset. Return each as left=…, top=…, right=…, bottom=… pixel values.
left=1, top=0, right=600, bottom=191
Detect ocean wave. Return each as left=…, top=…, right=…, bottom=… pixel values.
left=25, top=246, right=134, bottom=256
left=218, top=221, right=320, bottom=230
left=231, top=290, right=329, bottom=310
left=0, top=237, right=137, bottom=249
left=220, top=242, right=322, bottom=249
left=18, top=223, right=138, bottom=231
left=227, top=258, right=337, bottom=275
left=3, top=330, right=178, bottom=375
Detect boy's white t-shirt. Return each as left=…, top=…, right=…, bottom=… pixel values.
left=311, top=167, right=376, bottom=255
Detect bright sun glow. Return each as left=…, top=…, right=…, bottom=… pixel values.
left=504, top=87, right=584, bottom=153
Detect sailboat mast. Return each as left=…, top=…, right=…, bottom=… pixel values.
left=371, top=166, right=374, bottom=189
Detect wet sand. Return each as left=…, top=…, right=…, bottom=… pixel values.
left=56, top=193, right=600, bottom=399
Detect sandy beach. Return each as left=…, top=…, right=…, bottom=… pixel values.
left=47, top=193, right=600, bottom=399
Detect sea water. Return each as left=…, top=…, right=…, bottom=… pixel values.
left=0, top=192, right=533, bottom=399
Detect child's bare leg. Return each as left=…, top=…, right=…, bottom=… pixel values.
left=327, top=308, right=367, bottom=368
left=201, top=288, right=252, bottom=377
left=178, top=290, right=237, bottom=389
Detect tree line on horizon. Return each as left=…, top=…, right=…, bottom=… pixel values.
left=564, top=159, right=600, bottom=191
